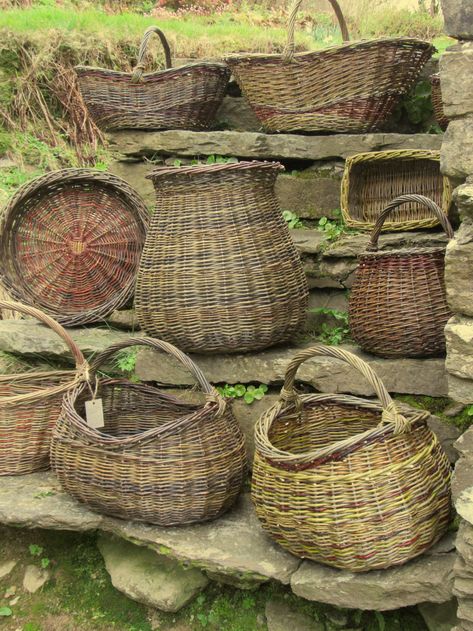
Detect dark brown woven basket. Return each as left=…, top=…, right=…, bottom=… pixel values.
left=135, top=161, right=309, bottom=354
left=50, top=338, right=247, bottom=526
left=253, top=345, right=451, bottom=572
left=76, top=26, right=230, bottom=131
left=430, top=73, right=449, bottom=131
left=0, top=169, right=149, bottom=327
left=225, top=0, right=433, bottom=133
left=0, top=300, right=87, bottom=476
left=349, top=194, right=454, bottom=358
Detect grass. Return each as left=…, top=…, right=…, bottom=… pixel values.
left=0, top=525, right=429, bottom=631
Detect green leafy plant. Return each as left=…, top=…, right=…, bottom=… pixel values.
left=41, top=557, right=51, bottom=569
left=29, top=544, right=44, bottom=557
left=206, top=154, right=238, bottom=165
left=216, top=383, right=268, bottom=404
left=311, top=309, right=350, bottom=346
left=282, top=210, right=303, bottom=229
left=0, top=607, right=12, bottom=617
left=399, top=79, right=434, bottom=130
left=317, top=215, right=345, bottom=241
left=114, top=348, right=138, bottom=374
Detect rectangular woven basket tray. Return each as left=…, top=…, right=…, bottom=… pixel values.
left=341, top=149, right=451, bottom=231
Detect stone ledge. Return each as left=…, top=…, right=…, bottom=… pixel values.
left=108, top=130, right=442, bottom=162
left=0, top=472, right=456, bottom=611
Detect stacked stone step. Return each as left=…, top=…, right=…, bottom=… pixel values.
left=440, top=2, right=473, bottom=629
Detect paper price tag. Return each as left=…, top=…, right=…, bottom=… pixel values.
left=85, top=398, right=105, bottom=429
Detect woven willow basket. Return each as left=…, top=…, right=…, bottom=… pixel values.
left=136, top=161, right=309, bottom=354
left=430, top=73, right=449, bottom=131
left=76, top=26, right=229, bottom=131
left=349, top=195, right=454, bottom=358
left=50, top=338, right=247, bottom=526
left=252, top=345, right=452, bottom=572
left=0, top=169, right=148, bottom=327
left=225, top=0, right=433, bottom=133
left=341, top=150, right=451, bottom=231
left=0, top=301, right=87, bottom=476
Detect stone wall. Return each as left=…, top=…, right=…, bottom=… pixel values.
left=440, top=1, right=473, bottom=628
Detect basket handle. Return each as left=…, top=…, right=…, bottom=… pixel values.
left=88, top=337, right=225, bottom=410
left=367, top=194, right=454, bottom=252
left=0, top=300, right=86, bottom=370
left=282, top=0, right=350, bottom=62
left=132, top=26, right=172, bottom=82
left=279, top=344, right=407, bottom=432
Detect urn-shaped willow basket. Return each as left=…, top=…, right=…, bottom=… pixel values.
left=349, top=195, right=454, bottom=358
left=50, top=338, right=247, bottom=526
left=225, top=0, right=433, bottom=133
left=0, top=301, right=87, bottom=476
left=76, top=26, right=229, bottom=131
left=135, top=161, right=309, bottom=354
left=252, top=345, right=452, bottom=572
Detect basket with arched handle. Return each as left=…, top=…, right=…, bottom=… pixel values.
left=225, top=0, right=433, bottom=133
left=50, top=337, right=247, bottom=526
left=0, top=300, right=88, bottom=475
left=349, top=194, right=454, bottom=358
left=76, top=26, right=230, bottom=131
left=252, top=344, right=452, bottom=571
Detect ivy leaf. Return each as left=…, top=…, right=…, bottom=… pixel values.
left=318, top=216, right=328, bottom=226
left=254, top=390, right=265, bottom=400
left=246, top=385, right=256, bottom=393
left=244, top=392, right=255, bottom=404
left=0, top=607, right=12, bottom=617
left=260, top=384, right=269, bottom=393
left=234, top=384, right=246, bottom=397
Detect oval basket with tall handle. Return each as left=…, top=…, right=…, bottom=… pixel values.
left=225, top=0, right=433, bottom=133
left=76, top=26, right=230, bottom=131
left=252, top=344, right=452, bottom=572
left=50, top=337, right=247, bottom=526
left=0, top=300, right=88, bottom=475
left=349, top=194, right=454, bottom=358
left=135, top=161, right=309, bottom=354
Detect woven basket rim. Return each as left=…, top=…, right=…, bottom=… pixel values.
left=255, top=392, right=429, bottom=464
left=75, top=61, right=228, bottom=79
left=345, top=149, right=440, bottom=163
left=146, top=160, right=284, bottom=179
left=225, top=36, right=433, bottom=63
left=60, top=378, right=223, bottom=448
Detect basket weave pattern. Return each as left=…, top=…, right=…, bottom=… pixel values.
left=135, top=161, right=309, bottom=354
left=341, top=150, right=451, bottom=231
left=50, top=338, right=247, bottom=526
left=225, top=1, right=433, bottom=133
left=0, top=301, right=87, bottom=476
left=76, top=27, right=229, bottom=131
left=252, top=345, right=452, bottom=572
left=430, top=73, right=449, bottom=131
left=349, top=195, right=454, bottom=358
left=0, top=169, right=148, bottom=327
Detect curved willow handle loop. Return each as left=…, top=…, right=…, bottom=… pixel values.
left=89, top=337, right=225, bottom=411
left=0, top=300, right=86, bottom=370
left=132, top=26, right=172, bottom=82
left=279, top=344, right=406, bottom=431
left=367, top=194, right=454, bottom=252
left=282, top=0, right=350, bottom=62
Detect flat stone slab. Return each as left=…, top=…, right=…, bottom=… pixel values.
left=108, top=130, right=442, bottom=162
left=0, top=472, right=455, bottom=610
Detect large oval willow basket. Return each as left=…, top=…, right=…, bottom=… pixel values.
left=252, top=345, right=452, bottom=572
left=76, top=26, right=230, bottom=131
left=225, top=0, right=433, bottom=133
left=0, top=300, right=87, bottom=476
left=136, top=161, right=308, bottom=354
left=349, top=194, right=454, bottom=358
left=0, top=169, right=148, bottom=327
left=50, top=338, right=247, bottom=526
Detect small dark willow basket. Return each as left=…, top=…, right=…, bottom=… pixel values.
left=0, top=300, right=87, bottom=476
left=76, top=26, right=230, bottom=131
left=349, top=194, right=454, bottom=358
left=225, top=0, right=433, bottom=133
left=50, top=338, right=247, bottom=526
left=0, top=169, right=149, bottom=327
left=430, top=74, right=449, bottom=131
left=252, top=345, right=452, bottom=572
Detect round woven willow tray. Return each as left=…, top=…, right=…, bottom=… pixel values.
left=0, top=169, right=149, bottom=327
left=225, top=0, right=433, bottom=133
left=252, top=345, right=452, bottom=572
left=76, top=26, right=229, bottom=131
left=349, top=194, right=454, bottom=358
left=51, top=338, right=247, bottom=526
left=0, top=300, right=87, bottom=476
